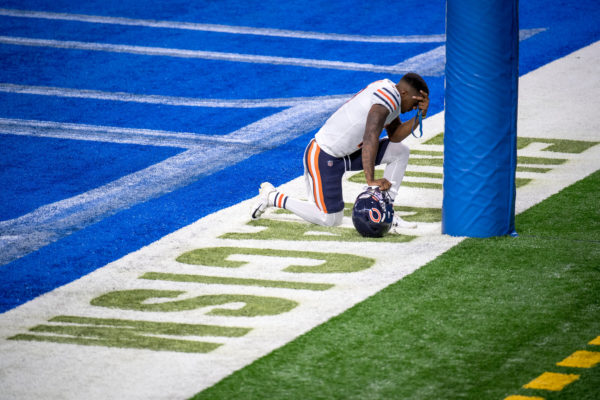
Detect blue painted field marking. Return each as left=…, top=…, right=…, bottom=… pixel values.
left=0, top=28, right=546, bottom=77
left=0, top=44, right=399, bottom=100
left=0, top=91, right=284, bottom=134
left=0, top=134, right=184, bottom=221
left=0, top=96, right=346, bottom=266
left=0, top=14, right=438, bottom=67
left=0, top=35, right=430, bottom=74
left=0, top=117, right=253, bottom=147
left=0, top=84, right=351, bottom=108
left=0, top=8, right=447, bottom=44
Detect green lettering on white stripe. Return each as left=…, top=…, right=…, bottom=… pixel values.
left=9, top=315, right=250, bottom=353
left=517, top=156, right=566, bottom=165
left=425, top=132, right=598, bottom=153
left=516, top=137, right=599, bottom=153
left=220, top=219, right=415, bottom=243
left=140, top=272, right=333, bottom=291
left=91, top=289, right=298, bottom=316
left=176, top=247, right=376, bottom=273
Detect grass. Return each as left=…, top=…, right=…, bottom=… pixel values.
left=192, top=170, right=600, bottom=399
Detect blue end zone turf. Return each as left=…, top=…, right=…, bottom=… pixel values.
left=0, top=134, right=182, bottom=220
left=0, top=0, right=446, bottom=36
left=0, top=92, right=284, bottom=133
left=0, top=45, right=395, bottom=98
left=0, top=0, right=598, bottom=313
left=0, top=15, right=441, bottom=65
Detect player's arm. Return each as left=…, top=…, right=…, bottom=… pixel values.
left=362, top=104, right=391, bottom=191
left=385, top=117, right=401, bottom=136
left=387, top=118, right=419, bottom=142
left=388, top=90, right=430, bottom=142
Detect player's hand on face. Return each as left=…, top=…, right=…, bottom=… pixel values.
left=412, top=90, right=429, bottom=117
left=368, top=178, right=392, bottom=191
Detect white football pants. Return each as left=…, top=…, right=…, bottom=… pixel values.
left=271, top=141, right=410, bottom=227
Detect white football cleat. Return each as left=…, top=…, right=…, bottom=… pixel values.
left=390, top=213, right=417, bottom=231
left=251, top=182, right=276, bottom=220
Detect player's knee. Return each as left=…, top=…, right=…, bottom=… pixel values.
left=322, top=211, right=343, bottom=227
left=384, top=141, right=410, bottom=164
left=395, top=142, right=410, bottom=161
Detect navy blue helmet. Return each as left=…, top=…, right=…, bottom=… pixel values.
left=352, top=187, right=394, bottom=237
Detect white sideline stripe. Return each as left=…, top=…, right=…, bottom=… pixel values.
left=0, top=83, right=351, bottom=108
left=0, top=36, right=410, bottom=74
left=0, top=8, right=446, bottom=44
left=0, top=98, right=346, bottom=266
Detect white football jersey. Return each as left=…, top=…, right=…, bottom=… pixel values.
left=315, top=79, right=401, bottom=157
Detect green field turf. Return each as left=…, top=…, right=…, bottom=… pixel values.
left=192, top=170, right=600, bottom=400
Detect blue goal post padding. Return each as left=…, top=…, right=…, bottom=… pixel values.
left=442, top=0, right=519, bottom=237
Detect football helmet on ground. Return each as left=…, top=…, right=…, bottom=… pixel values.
left=352, top=186, right=394, bottom=237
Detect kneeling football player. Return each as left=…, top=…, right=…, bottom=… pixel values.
left=251, top=73, right=430, bottom=233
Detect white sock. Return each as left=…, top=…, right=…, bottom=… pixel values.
left=268, top=191, right=289, bottom=209
left=269, top=192, right=343, bottom=227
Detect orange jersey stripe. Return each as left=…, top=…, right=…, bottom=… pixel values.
left=308, top=141, right=320, bottom=208
left=377, top=89, right=397, bottom=110
left=306, top=141, right=318, bottom=201
left=308, top=141, right=327, bottom=213
left=314, top=145, right=327, bottom=213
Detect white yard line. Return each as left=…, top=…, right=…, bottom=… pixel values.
left=0, top=117, right=245, bottom=147
left=0, top=35, right=411, bottom=74
left=0, top=8, right=546, bottom=44
left=0, top=28, right=544, bottom=76
left=0, top=41, right=598, bottom=400
left=0, top=83, right=351, bottom=108
left=0, top=8, right=446, bottom=43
